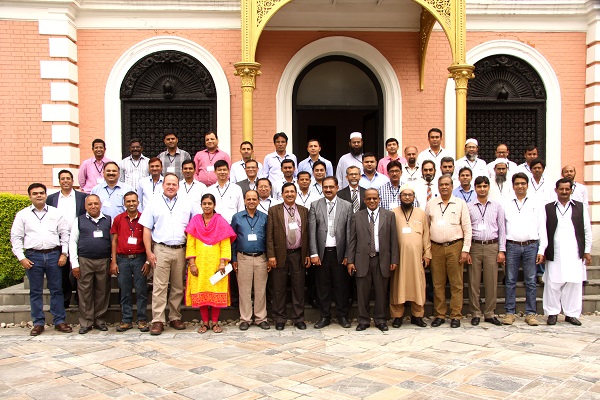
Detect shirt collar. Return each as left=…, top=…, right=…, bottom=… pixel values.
left=30, top=204, right=48, bottom=212
left=59, top=191, right=74, bottom=199
left=86, top=212, right=106, bottom=221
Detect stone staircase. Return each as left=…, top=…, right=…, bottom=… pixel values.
left=1, top=264, right=599, bottom=324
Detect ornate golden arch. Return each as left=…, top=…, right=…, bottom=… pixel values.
left=234, top=0, right=473, bottom=158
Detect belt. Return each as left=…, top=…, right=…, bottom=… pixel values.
left=472, top=238, right=499, bottom=245
left=287, top=248, right=300, bottom=254
left=240, top=251, right=264, bottom=257
left=26, top=247, right=60, bottom=253
left=507, top=239, right=538, bottom=246
left=325, top=247, right=336, bottom=252
left=156, top=242, right=186, bottom=249
left=117, top=253, right=145, bottom=259
left=431, top=238, right=462, bottom=247
left=369, top=252, right=379, bottom=258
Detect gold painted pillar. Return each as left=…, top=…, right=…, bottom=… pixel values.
left=448, top=64, right=474, bottom=159
left=234, top=62, right=261, bottom=143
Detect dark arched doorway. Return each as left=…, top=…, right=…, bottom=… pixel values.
left=120, top=50, right=217, bottom=159
left=467, top=54, right=547, bottom=163
left=292, top=56, right=384, bottom=164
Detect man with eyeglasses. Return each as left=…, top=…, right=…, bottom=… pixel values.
left=379, top=160, right=405, bottom=210
left=487, top=144, right=518, bottom=176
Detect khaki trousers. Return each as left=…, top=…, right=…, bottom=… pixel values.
left=468, top=242, right=499, bottom=318
left=237, top=253, right=268, bottom=324
left=390, top=302, right=424, bottom=318
left=152, top=244, right=186, bottom=323
left=77, top=257, right=110, bottom=328
left=430, top=240, right=463, bottom=319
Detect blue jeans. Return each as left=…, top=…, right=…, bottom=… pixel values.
left=25, top=249, right=65, bottom=325
left=116, top=255, right=148, bottom=323
left=505, top=241, right=538, bottom=315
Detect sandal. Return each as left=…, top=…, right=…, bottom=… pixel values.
left=211, top=323, right=222, bottom=333
left=197, top=325, right=209, bottom=334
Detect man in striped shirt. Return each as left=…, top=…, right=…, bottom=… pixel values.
left=467, top=176, right=505, bottom=326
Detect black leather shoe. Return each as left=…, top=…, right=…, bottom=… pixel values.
left=392, top=318, right=403, bottom=328
left=275, top=322, right=285, bottom=331
left=294, top=321, right=307, bottom=330
left=239, top=322, right=250, bottom=331
left=484, top=317, right=502, bottom=326
left=565, top=316, right=582, bottom=326
left=355, top=323, right=369, bottom=331
left=314, top=318, right=330, bottom=329
left=79, top=326, right=92, bottom=334
left=258, top=321, right=270, bottom=330
left=471, top=317, right=480, bottom=326
left=411, top=316, right=427, bottom=327
left=450, top=319, right=460, bottom=328
left=338, top=317, right=351, bottom=328
left=431, top=318, right=445, bottom=327
left=93, top=324, right=108, bottom=331
left=547, top=315, right=557, bottom=325
left=376, top=323, right=388, bottom=332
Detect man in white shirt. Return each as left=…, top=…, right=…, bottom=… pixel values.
left=273, top=159, right=299, bottom=201
left=336, top=132, right=364, bottom=188
left=414, top=160, right=439, bottom=209
left=487, top=143, right=518, bottom=176
left=119, top=138, right=149, bottom=191
left=178, top=159, right=207, bottom=214
left=416, top=128, right=453, bottom=174
left=454, top=138, right=488, bottom=181
left=296, top=171, right=321, bottom=208
left=310, top=161, right=327, bottom=197
left=517, top=145, right=540, bottom=180
left=10, top=183, right=72, bottom=336
left=440, top=157, right=460, bottom=188
left=488, top=160, right=514, bottom=201
left=140, top=173, right=194, bottom=335
left=502, top=172, right=547, bottom=327
left=528, top=158, right=555, bottom=205
left=137, top=157, right=164, bottom=212
left=298, top=138, right=334, bottom=177
left=257, top=178, right=281, bottom=215
left=205, top=160, right=244, bottom=224
left=404, top=146, right=421, bottom=182
left=261, top=132, right=297, bottom=188
left=561, top=165, right=588, bottom=208
left=359, top=153, right=390, bottom=190
left=230, top=141, right=263, bottom=184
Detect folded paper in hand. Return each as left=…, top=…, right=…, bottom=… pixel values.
left=209, top=263, right=233, bottom=285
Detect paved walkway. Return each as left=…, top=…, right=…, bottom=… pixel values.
left=1, top=315, right=599, bottom=400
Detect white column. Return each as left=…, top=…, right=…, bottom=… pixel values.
left=39, top=16, right=80, bottom=187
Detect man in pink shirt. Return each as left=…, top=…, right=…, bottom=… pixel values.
left=377, top=138, right=406, bottom=177
left=193, top=132, right=231, bottom=186
left=78, top=139, right=112, bottom=193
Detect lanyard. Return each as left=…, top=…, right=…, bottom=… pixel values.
left=556, top=202, right=571, bottom=217
left=405, top=166, right=419, bottom=179
left=439, top=202, right=451, bottom=216
left=313, top=184, right=323, bottom=195
left=206, top=149, right=218, bottom=163
left=94, top=160, right=105, bottom=175
left=163, top=196, right=177, bottom=212
left=428, top=148, right=442, bottom=159
left=476, top=202, right=488, bottom=221
left=152, top=179, right=161, bottom=193
left=298, top=192, right=310, bottom=206
left=327, top=200, right=336, bottom=215
left=184, top=181, right=194, bottom=194
left=259, top=199, right=271, bottom=212
left=126, top=215, right=138, bottom=236
left=244, top=213, right=259, bottom=232
left=531, top=177, right=544, bottom=192
left=130, top=156, right=141, bottom=169
left=401, top=207, right=413, bottom=224
left=465, top=159, right=478, bottom=170
left=167, top=154, right=177, bottom=165
left=514, top=198, right=527, bottom=213
left=32, top=208, right=47, bottom=222
left=217, top=182, right=230, bottom=198
left=369, top=209, right=379, bottom=224
left=284, top=204, right=296, bottom=220
left=105, top=186, right=117, bottom=198
left=460, top=189, right=473, bottom=203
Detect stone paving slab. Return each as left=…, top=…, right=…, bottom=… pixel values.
left=0, top=316, right=599, bottom=399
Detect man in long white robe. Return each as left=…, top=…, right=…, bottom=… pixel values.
left=543, top=178, right=592, bottom=326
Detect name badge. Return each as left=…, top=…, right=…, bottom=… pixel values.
left=390, top=202, right=398, bottom=209
left=437, top=219, right=446, bottom=226
left=248, top=234, right=257, bottom=242
left=93, top=230, right=103, bottom=238
left=207, top=165, right=215, bottom=172
left=402, top=227, right=412, bottom=234
left=127, top=237, right=138, bottom=245
left=477, top=223, right=486, bottom=231
left=167, top=167, right=175, bottom=173
left=288, top=222, right=299, bottom=230
left=96, top=177, right=104, bottom=184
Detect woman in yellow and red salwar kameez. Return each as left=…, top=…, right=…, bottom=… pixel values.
left=185, top=193, right=236, bottom=333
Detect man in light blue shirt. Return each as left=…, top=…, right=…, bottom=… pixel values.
left=297, top=139, right=333, bottom=177
left=91, top=162, right=134, bottom=220
left=139, top=173, right=194, bottom=335
left=261, top=132, right=297, bottom=188
left=359, top=153, right=390, bottom=190
left=452, top=167, right=475, bottom=204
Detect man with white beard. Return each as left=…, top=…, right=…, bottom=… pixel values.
left=489, top=159, right=514, bottom=201
left=454, top=138, right=488, bottom=180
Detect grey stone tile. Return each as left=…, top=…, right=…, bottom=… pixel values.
left=57, top=367, right=85, bottom=377
left=259, top=360, right=313, bottom=377
left=328, top=376, right=389, bottom=397
left=189, top=366, right=215, bottom=375
left=468, top=371, right=530, bottom=392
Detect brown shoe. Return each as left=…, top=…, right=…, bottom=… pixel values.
left=169, top=320, right=186, bottom=330
left=54, top=323, right=72, bottom=333
left=30, top=325, right=44, bottom=336
left=116, top=322, right=133, bottom=332
left=137, top=321, right=150, bottom=332
left=150, top=322, right=164, bottom=335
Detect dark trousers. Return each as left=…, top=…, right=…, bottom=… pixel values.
left=77, top=257, right=111, bottom=327
left=356, top=255, right=388, bottom=325
left=271, top=250, right=305, bottom=324
left=116, top=254, right=148, bottom=323
left=25, top=249, right=65, bottom=325
left=315, top=248, right=350, bottom=319
left=61, top=259, right=76, bottom=307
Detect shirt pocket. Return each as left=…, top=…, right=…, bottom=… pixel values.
left=411, top=220, right=423, bottom=234
left=447, top=211, right=461, bottom=226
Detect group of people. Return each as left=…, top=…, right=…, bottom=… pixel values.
left=10, top=128, right=591, bottom=337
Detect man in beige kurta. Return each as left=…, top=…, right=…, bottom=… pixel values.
left=390, top=184, right=431, bottom=328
